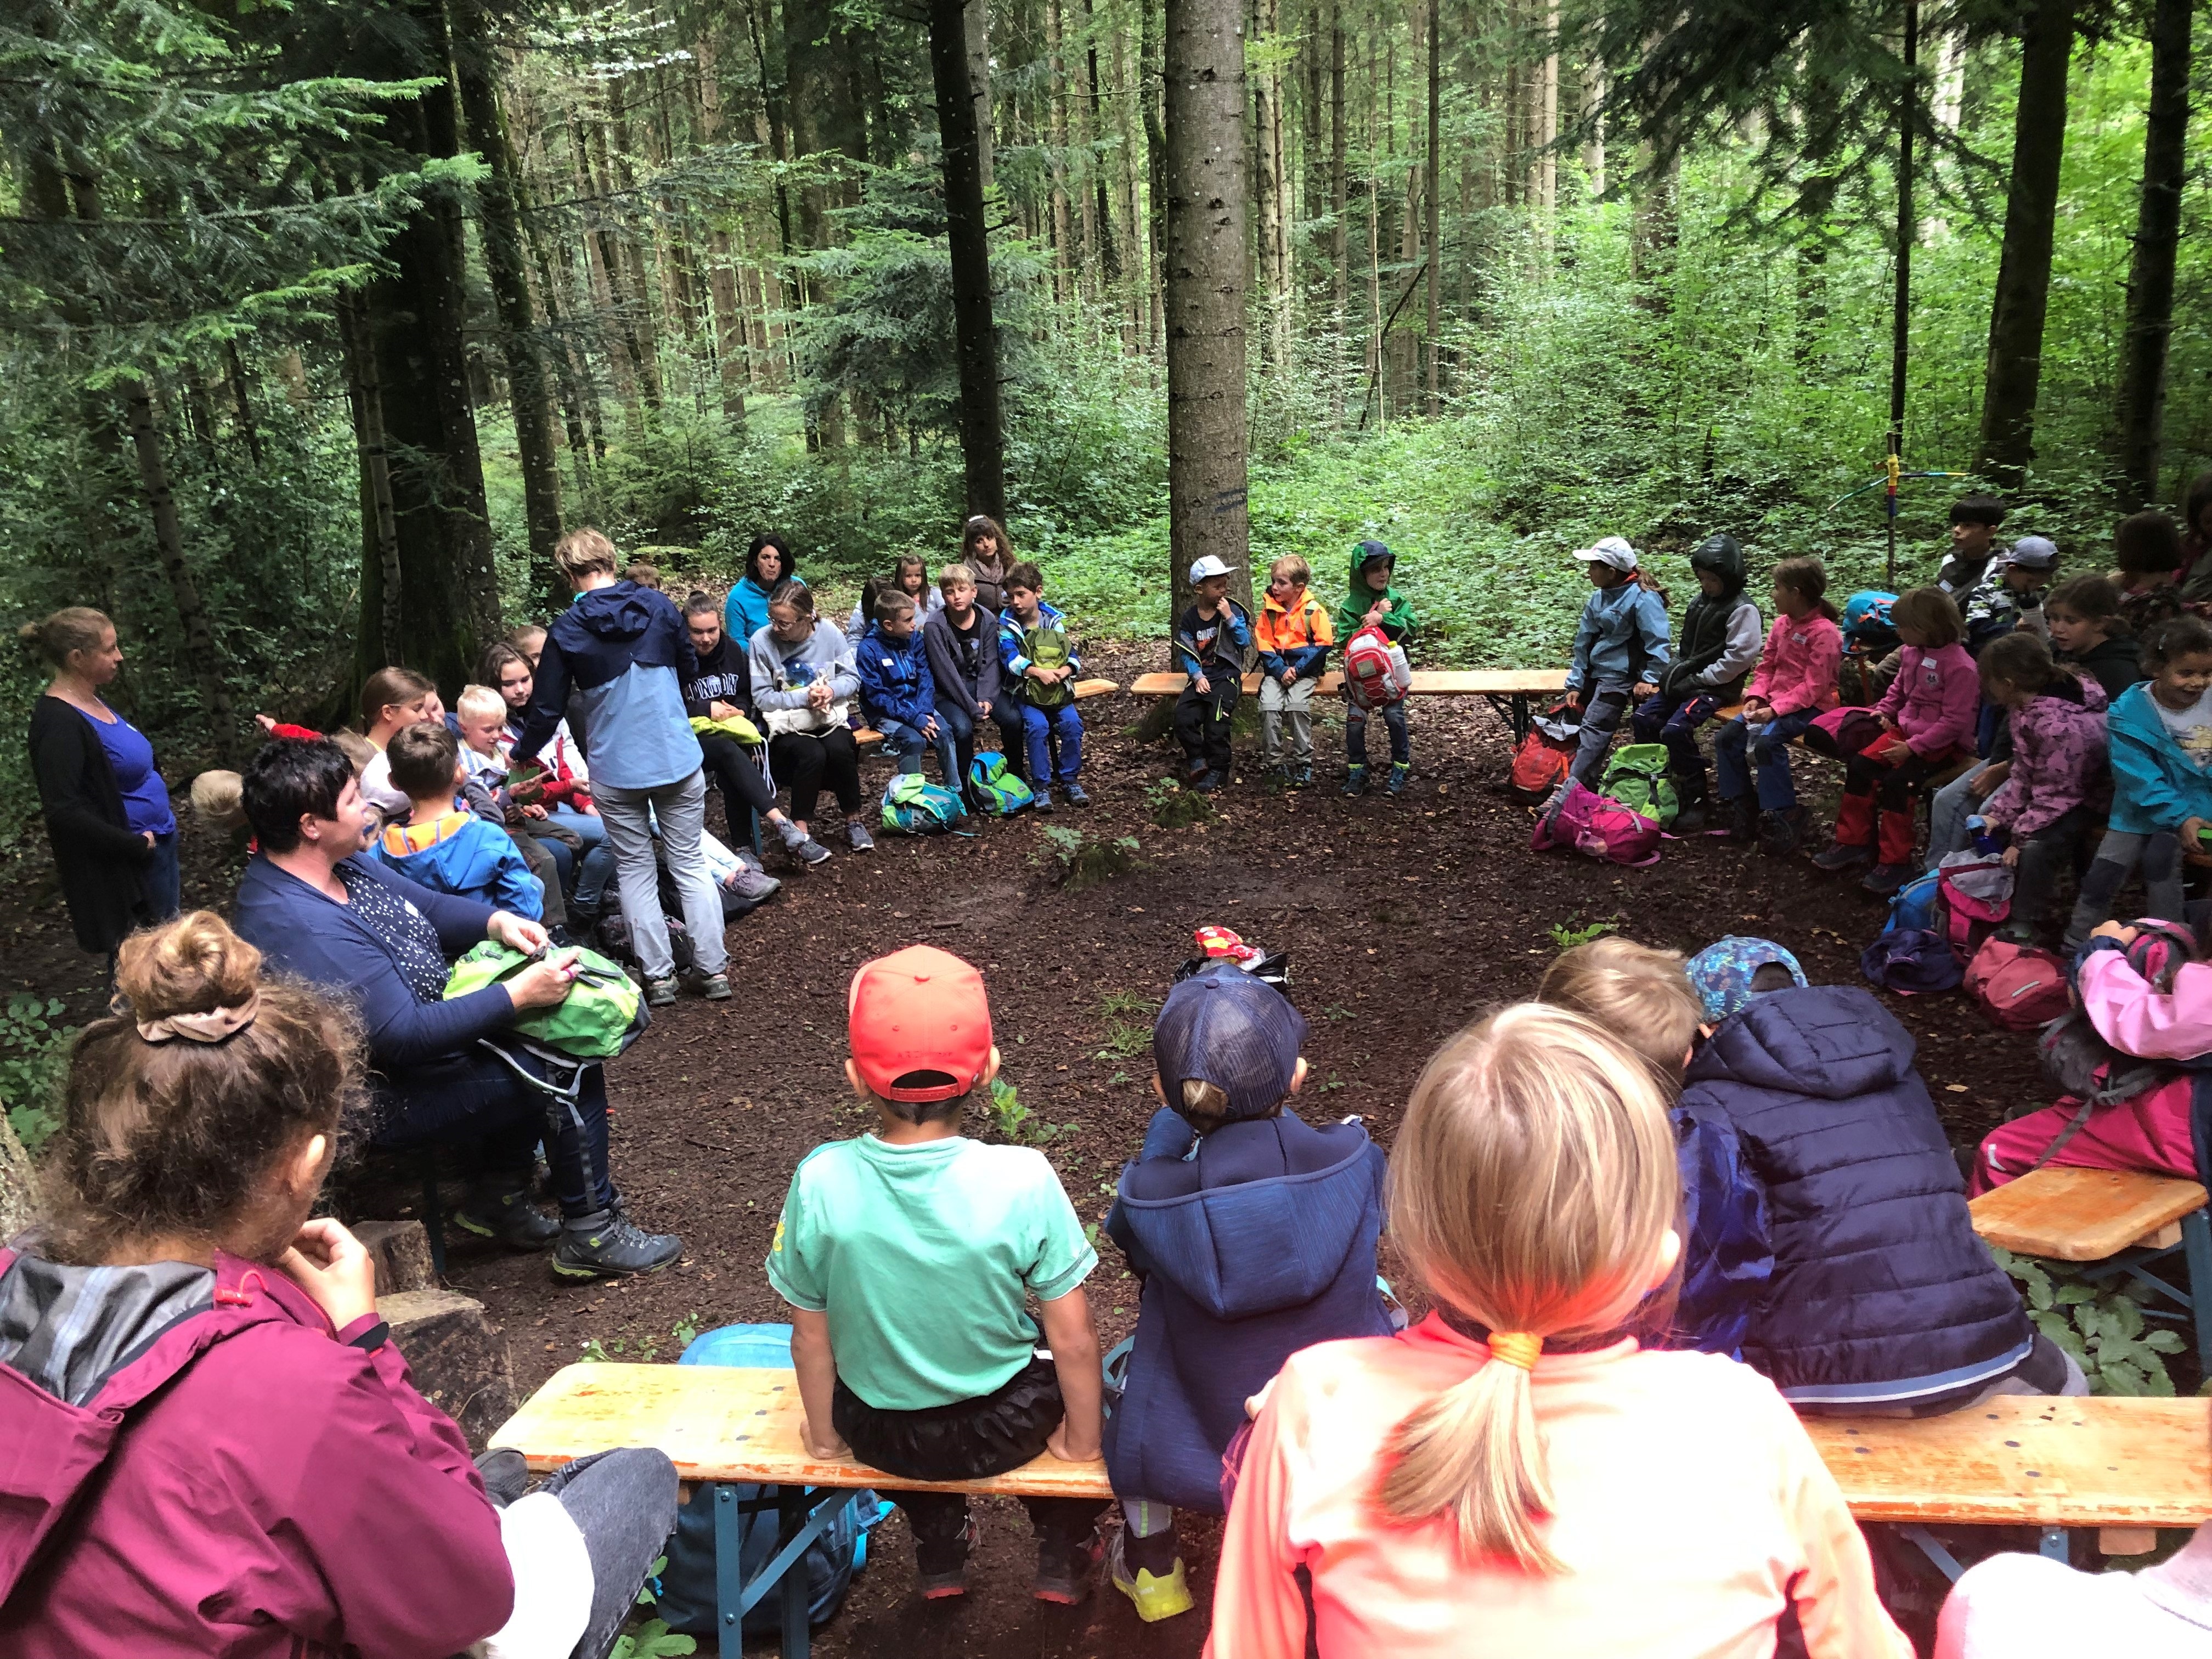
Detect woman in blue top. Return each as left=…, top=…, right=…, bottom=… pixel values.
left=26, top=607, right=180, bottom=958
left=724, top=532, right=805, bottom=647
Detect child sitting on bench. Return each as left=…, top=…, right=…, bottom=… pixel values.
left=1101, top=964, right=1390, bottom=1622
left=1562, top=536, right=1671, bottom=788
left=1971, top=634, right=2109, bottom=949
left=766, top=945, right=1109, bottom=1604
left=375, top=720, right=546, bottom=919
left=1629, top=534, right=1761, bottom=833
left=1714, top=556, right=1842, bottom=855
left=1206, top=1002, right=1909, bottom=1658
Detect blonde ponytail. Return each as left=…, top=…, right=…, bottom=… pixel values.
left=1381, top=1003, right=1678, bottom=1572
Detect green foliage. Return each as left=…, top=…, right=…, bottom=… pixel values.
left=986, top=1076, right=1074, bottom=1147
left=610, top=1619, right=696, bottom=1658
left=1147, top=776, right=1215, bottom=827
left=1094, top=990, right=1153, bottom=1062
left=0, top=996, right=76, bottom=1155
left=1035, top=823, right=1142, bottom=890
left=1992, top=1246, right=2187, bottom=1397
left=1548, top=915, right=1620, bottom=951
left=578, top=1314, right=704, bottom=1367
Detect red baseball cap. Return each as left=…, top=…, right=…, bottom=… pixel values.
left=848, top=945, right=995, bottom=1103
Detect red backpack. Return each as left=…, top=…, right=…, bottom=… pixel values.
left=1934, top=854, right=2013, bottom=963
left=1964, top=938, right=2071, bottom=1030
left=1341, top=625, right=1412, bottom=711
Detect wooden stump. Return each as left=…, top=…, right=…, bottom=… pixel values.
left=380, top=1288, right=519, bottom=1449
left=0, top=1112, right=37, bottom=1242
left=353, top=1219, right=436, bottom=1295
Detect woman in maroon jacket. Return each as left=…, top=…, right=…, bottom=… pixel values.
left=0, top=911, right=676, bottom=1659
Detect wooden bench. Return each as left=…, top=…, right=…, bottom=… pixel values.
left=1130, top=669, right=1570, bottom=744
left=1972, top=1166, right=2212, bottom=1372
left=852, top=678, right=1120, bottom=752
left=493, top=1363, right=2211, bottom=1647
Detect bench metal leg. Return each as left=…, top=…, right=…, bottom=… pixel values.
left=1482, top=693, right=1535, bottom=748
left=2186, top=1209, right=2212, bottom=1376
left=713, top=1482, right=850, bottom=1656
left=1897, top=1524, right=1966, bottom=1584
left=2039, top=1527, right=2070, bottom=1563
left=780, top=1487, right=811, bottom=1659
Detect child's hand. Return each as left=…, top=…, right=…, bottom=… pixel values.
left=1046, top=1421, right=1102, bottom=1464
left=1193, top=673, right=1211, bottom=696
left=1564, top=689, right=1583, bottom=712
left=709, top=699, right=740, bottom=722
left=1279, top=668, right=1297, bottom=687
left=801, top=1423, right=851, bottom=1461
left=255, top=713, right=278, bottom=733
left=977, top=699, right=991, bottom=718
left=922, top=715, right=939, bottom=739
left=2092, top=921, right=2140, bottom=945
left=2001, top=844, right=2020, bottom=868
left=1632, top=681, right=1658, bottom=702
left=1970, top=763, right=2011, bottom=799
left=1364, top=601, right=1386, bottom=626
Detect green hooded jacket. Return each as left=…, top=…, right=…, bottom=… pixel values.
left=1334, top=541, right=1419, bottom=645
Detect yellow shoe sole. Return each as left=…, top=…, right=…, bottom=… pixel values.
left=1111, top=1558, right=1195, bottom=1622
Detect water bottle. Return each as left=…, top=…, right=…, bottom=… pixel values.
left=1967, top=815, right=2000, bottom=856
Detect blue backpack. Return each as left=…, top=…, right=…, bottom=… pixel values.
left=653, top=1324, right=884, bottom=1638
left=879, top=771, right=970, bottom=835
left=1860, top=928, right=1963, bottom=995
left=1881, top=871, right=1943, bottom=936
left=968, top=751, right=1035, bottom=816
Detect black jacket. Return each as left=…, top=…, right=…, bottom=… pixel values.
left=1659, top=535, right=1754, bottom=701
left=681, top=631, right=753, bottom=719
left=1679, top=985, right=2034, bottom=1408
left=29, top=696, right=155, bottom=953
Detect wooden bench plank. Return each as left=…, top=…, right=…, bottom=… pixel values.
left=1072, top=677, right=1120, bottom=700
left=496, top=1367, right=2212, bottom=1533
left=490, top=1363, right=1112, bottom=1498
left=1971, top=1167, right=2210, bottom=1262
left=1129, top=669, right=1567, bottom=697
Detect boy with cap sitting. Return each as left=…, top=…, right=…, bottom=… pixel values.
left=1171, top=555, right=1253, bottom=793
left=1962, top=534, right=2058, bottom=652
left=1100, top=963, right=1391, bottom=1621
left=765, top=945, right=1110, bottom=1603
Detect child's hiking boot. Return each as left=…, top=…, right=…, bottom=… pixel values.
left=1192, top=769, right=1225, bottom=794
left=1724, top=795, right=1759, bottom=842
left=550, top=1210, right=683, bottom=1279
left=778, top=819, right=833, bottom=867
left=1034, top=1522, right=1105, bottom=1604
left=1386, top=761, right=1410, bottom=795
left=1811, top=839, right=1873, bottom=872
left=696, top=972, right=733, bottom=1002
left=913, top=1513, right=979, bottom=1600
left=1062, top=781, right=1092, bottom=807
left=645, top=975, right=680, bottom=1008
left=1108, top=1528, right=1194, bottom=1623
left=454, top=1181, right=561, bottom=1250
left=1342, top=763, right=1368, bottom=797
left=1034, top=787, right=1056, bottom=812
left=1758, top=805, right=1808, bottom=857
left=1861, top=861, right=1915, bottom=897
left=847, top=821, right=876, bottom=853
left=1291, top=763, right=1313, bottom=787
left=1671, top=800, right=1708, bottom=833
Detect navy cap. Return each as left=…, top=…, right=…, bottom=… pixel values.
left=1152, top=964, right=1307, bottom=1120
left=1355, top=539, right=1395, bottom=568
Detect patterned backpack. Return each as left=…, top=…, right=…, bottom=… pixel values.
left=1599, top=743, right=1679, bottom=828
left=879, top=771, right=970, bottom=836
left=967, top=751, right=1034, bottom=816
left=1529, top=779, right=1662, bottom=868
left=1341, top=625, right=1412, bottom=711
left=1934, top=853, right=2014, bottom=963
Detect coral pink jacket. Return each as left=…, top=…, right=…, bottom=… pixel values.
left=1873, top=642, right=1979, bottom=757
left=1742, top=614, right=1841, bottom=718
left=1205, top=1314, right=1908, bottom=1659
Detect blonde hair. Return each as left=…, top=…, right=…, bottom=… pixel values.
left=454, top=684, right=506, bottom=725
left=554, top=527, right=620, bottom=582
left=938, top=563, right=977, bottom=594
left=189, top=770, right=246, bottom=832
left=1382, top=1003, right=1679, bottom=1572
left=22, top=607, right=112, bottom=668
left=1535, top=938, right=1701, bottom=1078
left=1269, top=554, right=1311, bottom=587
left=329, top=729, right=375, bottom=775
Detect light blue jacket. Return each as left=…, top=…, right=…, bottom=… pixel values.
left=1566, top=579, right=1672, bottom=693
left=2106, top=680, right=2212, bottom=836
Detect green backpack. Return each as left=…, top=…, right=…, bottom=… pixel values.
left=443, top=941, right=647, bottom=1062
left=1599, top=743, right=1679, bottom=827
left=881, top=771, right=970, bottom=836
left=968, top=751, right=1035, bottom=816
left=1022, top=624, right=1074, bottom=709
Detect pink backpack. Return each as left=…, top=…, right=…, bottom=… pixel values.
left=1964, top=938, right=2071, bottom=1031
left=1341, top=625, right=1412, bottom=710
left=1530, top=780, right=1662, bottom=868
left=1934, top=854, right=2013, bottom=963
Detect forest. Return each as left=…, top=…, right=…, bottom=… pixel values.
left=2, top=0, right=2204, bottom=832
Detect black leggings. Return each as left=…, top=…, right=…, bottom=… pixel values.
left=768, top=728, right=862, bottom=823
left=375, top=1041, right=614, bottom=1219
left=697, top=731, right=776, bottom=818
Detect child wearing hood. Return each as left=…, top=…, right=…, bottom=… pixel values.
left=1562, top=537, right=1672, bottom=788
left=1333, top=540, right=1419, bottom=795
left=1972, top=633, right=2108, bottom=949
left=1102, top=964, right=1391, bottom=1622
left=1628, top=534, right=1761, bottom=832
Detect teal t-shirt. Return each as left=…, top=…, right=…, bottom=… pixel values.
left=765, top=1133, right=1098, bottom=1410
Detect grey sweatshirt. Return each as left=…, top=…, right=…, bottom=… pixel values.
left=747, top=620, right=860, bottom=735
left=923, top=605, right=1003, bottom=716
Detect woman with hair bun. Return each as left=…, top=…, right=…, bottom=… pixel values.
left=0, top=912, right=680, bottom=1659
left=25, top=606, right=181, bottom=960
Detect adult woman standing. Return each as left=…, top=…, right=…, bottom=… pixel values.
left=724, top=531, right=804, bottom=646
left=748, top=583, right=872, bottom=853
left=25, top=607, right=180, bottom=959
left=0, top=911, right=679, bottom=1658
left=961, top=515, right=1013, bottom=614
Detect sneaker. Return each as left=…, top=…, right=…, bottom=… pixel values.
left=1035, top=788, right=1056, bottom=813
left=1291, top=763, right=1313, bottom=787
left=1725, top=796, right=1759, bottom=843
left=1061, top=781, right=1091, bottom=807
left=645, top=976, right=679, bottom=1008
left=1108, top=1531, right=1195, bottom=1623
left=725, top=865, right=783, bottom=905
left=787, top=832, right=832, bottom=867
left=1342, top=764, right=1369, bottom=797
left=1034, top=1524, right=1105, bottom=1605
left=454, top=1184, right=561, bottom=1250
left=1386, top=761, right=1410, bottom=796
left=1861, top=861, right=1915, bottom=897
left=476, top=1447, right=531, bottom=1508
left=551, top=1211, right=683, bottom=1280
left=1810, top=840, right=1874, bottom=873
left=1671, top=802, right=1707, bottom=834
left=1192, top=770, right=1224, bottom=794
left=698, top=972, right=733, bottom=1001
left=847, top=821, right=876, bottom=853
left=916, top=1515, right=979, bottom=1600
left=1759, top=806, right=1808, bottom=857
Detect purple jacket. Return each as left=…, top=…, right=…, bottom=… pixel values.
left=1981, top=676, right=2109, bottom=840
left=0, top=1246, right=511, bottom=1657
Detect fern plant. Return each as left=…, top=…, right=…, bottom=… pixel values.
left=1990, top=1246, right=2186, bottom=1396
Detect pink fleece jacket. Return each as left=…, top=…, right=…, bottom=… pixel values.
left=2079, top=945, right=2212, bottom=1062
left=1872, top=642, right=1979, bottom=757
left=1206, top=1314, right=1909, bottom=1659
left=1741, top=614, right=1841, bottom=718
left=1980, top=678, right=2109, bottom=840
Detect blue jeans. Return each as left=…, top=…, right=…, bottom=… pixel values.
left=1630, top=690, right=1720, bottom=800
left=1023, top=702, right=1085, bottom=785
left=934, top=698, right=977, bottom=790
left=534, top=808, right=617, bottom=912
left=1568, top=685, right=1633, bottom=787
left=1346, top=701, right=1409, bottom=765
left=140, top=831, right=181, bottom=923
left=876, top=716, right=930, bottom=776
left=1714, top=710, right=1817, bottom=812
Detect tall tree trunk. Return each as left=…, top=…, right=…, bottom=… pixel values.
left=223, top=342, right=263, bottom=467
left=1533, top=0, right=1559, bottom=223
left=1976, top=0, right=2078, bottom=488
left=337, top=292, right=407, bottom=664
left=1164, top=0, right=1254, bottom=627
left=1250, top=0, right=1290, bottom=370
left=1330, top=0, right=1347, bottom=418
left=599, top=86, right=667, bottom=405
left=1629, top=144, right=1678, bottom=314
left=1111, top=2, right=1146, bottom=329
left=929, top=0, right=1008, bottom=519
left=122, top=380, right=236, bottom=759
left=450, top=0, right=563, bottom=567
left=1142, top=0, right=1169, bottom=349
left=965, top=0, right=996, bottom=189
left=1084, top=0, right=1121, bottom=282
left=1579, top=59, right=1605, bottom=194
left=1424, top=0, right=1440, bottom=413
left=696, top=31, right=752, bottom=426
left=2112, top=0, right=2191, bottom=510
left=1046, top=0, right=1076, bottom=298
left=1794, top=173, right=1837, bottom=368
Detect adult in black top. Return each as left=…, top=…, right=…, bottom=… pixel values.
left=680, top=592, right=830, bottom=867
left=26, top=607, right=180, bottom=957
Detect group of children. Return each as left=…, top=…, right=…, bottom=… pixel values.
left=1565, top=490, right=2212, bottom=948
left=765, top=927, right=2132, bottom=1653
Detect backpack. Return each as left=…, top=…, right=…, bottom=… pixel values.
left=1842, top=590, right=1900, bottom=657
left=1599, top=743, right=1680, bottom=828
left=1803, top=705, right=1883, bottom=760
left=1860, top=928, right=1964, bottom=995
left=967, top=751, right=1034, bottom=816
left=1965, top=938, right=2072, bottom=1031
left=653, top=1323, right=883, bottom=1638
left=1020, top=624, right=1074, bottom=709
left=443, top=940, right=647, bottom=1060
left=1341, top=624, right=1412, bottom=711
left=1508, top=726, right=1576, bottom=805
left=2034, top=921, right=2204, bottom=1134
left=1881, top=871, right=1944, bottom=937
left=879, top=771, right=969, bottom=836
left=1530, top=779, right=1662, bottom=868
left=1934, top=853, right=2013, bottom=963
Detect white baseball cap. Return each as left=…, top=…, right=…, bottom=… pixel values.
left=1572, top=535, right=1639, bottom=572
left=1188, top=555, right=1239, bottom=583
